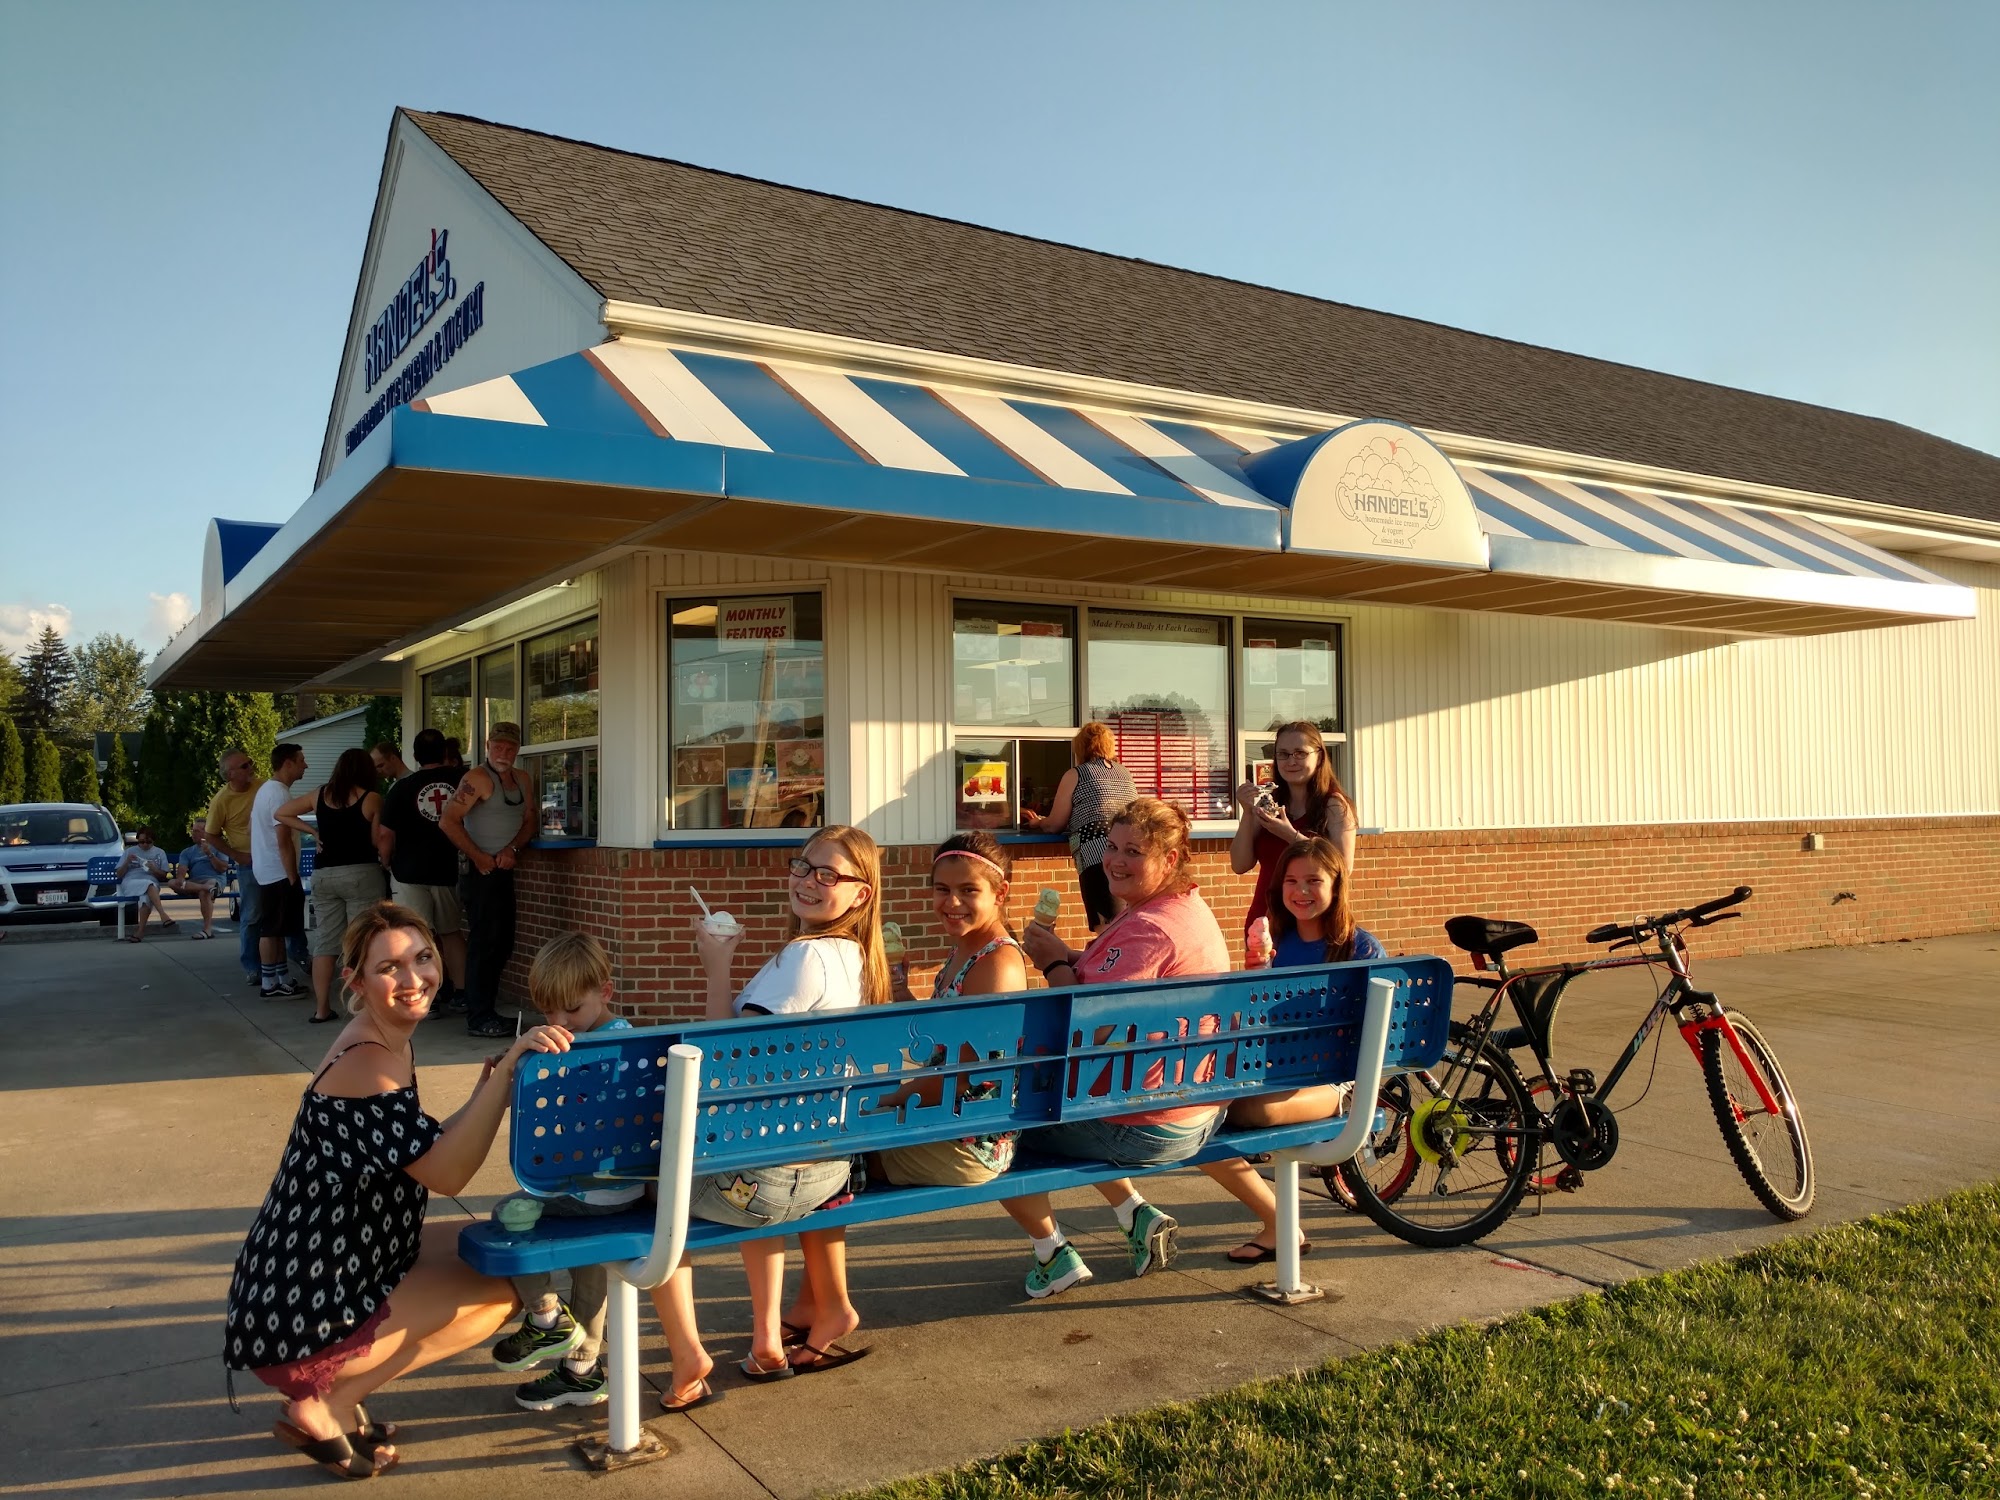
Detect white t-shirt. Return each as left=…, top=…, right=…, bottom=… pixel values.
left=734, top=937, right=865, bottom=1016
left=117, top=845, right=168, bottom=897
left=249, top=778, right=291, bottom=884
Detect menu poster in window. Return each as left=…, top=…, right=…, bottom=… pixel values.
left=993, top=663, right=1031, bottom=721
left=955, top=619, right=1000, bottom=662
left=1018, top=619, right=1065, bottom=662
left=727, top=766, right=777, bottom=809
left=674, top=745, right=726, bottom=788
left=776, top=739, right=823, bottom=778
left=1247, top=638, right=1279, bottom=685
left=960, top=760, right=1008, bottom=804
left=703, top=703, right=755, bottom=739
left=1268, top=688, right=1306, bottom=723
left=1300, top=639, right=1331, bottom=686
left=679, top=663, right=721, bottom=702
left=774, top=656, right=823, bottom=696
left=763, top=700, right=807, bottom=733
left=717, top=597, right=794, bottom=652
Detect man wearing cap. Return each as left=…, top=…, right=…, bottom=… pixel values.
left=441, top=721, right=538, bottom=1039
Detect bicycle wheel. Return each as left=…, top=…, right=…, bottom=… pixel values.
left=1335, top=1036, right=1536, bottom=1248
left=1701, top=1012, right=1814, bottom=1220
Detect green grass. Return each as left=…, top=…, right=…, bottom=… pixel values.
left=859, top=1183, right=2000, bottom=1500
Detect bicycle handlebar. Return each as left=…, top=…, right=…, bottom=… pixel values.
left=1585, top=886, right=1752, bottom=945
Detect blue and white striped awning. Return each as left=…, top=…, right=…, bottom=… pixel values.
left=151, top=338, right=1977, bottom=689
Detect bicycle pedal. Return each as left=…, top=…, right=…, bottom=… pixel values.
left=1565, top=1068, right=1598, bottom=1097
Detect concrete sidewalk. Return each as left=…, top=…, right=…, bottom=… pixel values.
left=1, top=928, right=1994, bottom=1498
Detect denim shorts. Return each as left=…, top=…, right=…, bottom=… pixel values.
left=1031, top=1110, right=1222, bottom=1167
left=687, top=1158, right=852, bottom=1228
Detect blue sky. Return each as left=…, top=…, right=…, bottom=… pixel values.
left=2, top=0, right=1995, bottom=658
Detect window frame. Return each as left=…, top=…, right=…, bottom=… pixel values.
left=416, top=606, right=603, bottom=842
left=656, top=584, right=832, bottom=843
left=946, top=588, right=1351, bottom=834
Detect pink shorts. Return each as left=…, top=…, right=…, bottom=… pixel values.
left=249, top=1302, right=391, bottom=1401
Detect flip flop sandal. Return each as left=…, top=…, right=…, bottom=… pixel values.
left=189, top=930, right=213, bottom=941
left=780, top=1321, right=809, bottom=1346
left=659, top=1376, right=720, bottom=1413
left=309, top=1012, right=341, bottom=1024
left=124, top=936, right=142, bottom=944
left=738, top=1354, right=795, bottom=1383
left=787, top=1340, right=872, bottom=1375
left=273, top=1419, right=396, bottom=1480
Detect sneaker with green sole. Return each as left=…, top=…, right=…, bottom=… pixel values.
left=1024, top=1241, right=1093, bottom=1300
left=492, top=1303, right=583, bottom=1371
left=515, top=1359, right=608, bottom=1410
left=1124, top=1202, right=1178, bottom=1277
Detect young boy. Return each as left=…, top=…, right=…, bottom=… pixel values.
left=489, top=933, right=641, bottom=1410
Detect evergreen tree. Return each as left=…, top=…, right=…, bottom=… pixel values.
left=0, top=652, right=23, bottom=722
left=66, top=634, right=150, bottom=742
left=104, top=735, right=138, bottom=826
left=0, top=717, right=22, bottom=803
left=17, top=627, right=76, bottom=737
left=26, top=731, right=63, bottom=802
left=61, top=748, right=102, bottom=805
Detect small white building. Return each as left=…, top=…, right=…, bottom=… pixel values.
left=151, top=110, right=2000, bottom=1014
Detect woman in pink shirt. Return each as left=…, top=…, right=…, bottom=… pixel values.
left=1018, top=798, right=1297, bottom=1284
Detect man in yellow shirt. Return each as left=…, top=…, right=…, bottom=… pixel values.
left=204, top=749, right=264, bottom=984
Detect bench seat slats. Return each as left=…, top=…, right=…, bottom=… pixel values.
left=461, top=1110, right=1387, bottom=1277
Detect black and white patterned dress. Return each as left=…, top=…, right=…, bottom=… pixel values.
left=223, top=1042, right=442, bottom=1370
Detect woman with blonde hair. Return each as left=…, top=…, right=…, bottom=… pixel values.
left=1022, top=720, right=1136, bottom=930
left=650, top=825, right=889, bottom=1410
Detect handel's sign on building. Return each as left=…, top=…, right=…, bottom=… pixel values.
left=1254, top=420, right=1488, bottom=568
left=345, top=228, right=487, bottom=454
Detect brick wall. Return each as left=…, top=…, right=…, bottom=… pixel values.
left=505, top=816, right=2000, bottom=1024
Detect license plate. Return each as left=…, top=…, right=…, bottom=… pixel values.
left=37, top=889, right=68, bottom=906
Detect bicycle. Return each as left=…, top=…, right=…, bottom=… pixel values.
left=1333, top=885, right=1815, bottom=1247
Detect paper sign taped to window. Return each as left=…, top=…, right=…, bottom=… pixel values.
left=718, top=597, right=794, bottom=650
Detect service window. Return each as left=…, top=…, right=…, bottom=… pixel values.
left=422, top=661, right=471, bottom=746
left=1240, top=618, right=1347, bottom=790
left=524, top=620, right=600, bottom=745
left=1088, top=608, right=1233, bottom=820
left=666, top=592, right=826, bottom=830
left=477, top=648, right=517, bottom=746
left=951, top=601, right=1077, bottom=830
left=532, top=746, right=598, bottom=839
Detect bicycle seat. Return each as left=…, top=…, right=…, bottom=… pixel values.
left=1444, top=916, right=1540, bottom=958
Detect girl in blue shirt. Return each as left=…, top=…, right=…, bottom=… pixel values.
left=1222, top=837, right=1384, bottom=1262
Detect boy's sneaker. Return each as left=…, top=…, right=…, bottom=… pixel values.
left=492, top=1304, right=583, bottom=1371
left=515, top=1359, right=608, bottom=1411
left=1124, top=1203, right=1178, bottom=1277
left=1024, top=1241, right=1093, bottom=1300
left=262, top=980, right=303, bottom=998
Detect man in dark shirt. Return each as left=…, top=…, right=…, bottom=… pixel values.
left=377, top=728, right=467, bottom=1008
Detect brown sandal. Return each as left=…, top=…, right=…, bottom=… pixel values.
left=274, top=1419, right=398, bottom=1479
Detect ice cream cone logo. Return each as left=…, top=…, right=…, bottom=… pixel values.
left=1334, top=435, right=1445, bottom=548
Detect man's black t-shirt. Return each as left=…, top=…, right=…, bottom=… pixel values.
left=381, top=767, right=464, bottom=886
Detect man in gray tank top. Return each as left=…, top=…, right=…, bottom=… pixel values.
left=441, top=721, right=538, bottom=1038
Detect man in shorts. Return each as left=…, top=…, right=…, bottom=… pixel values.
left=250, top=743, right=308, bottom=998
left=378, top=728, right=467, bottom=1009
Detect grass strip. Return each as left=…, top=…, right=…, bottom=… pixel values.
left=860, top=1182, right=2000, bottom=1499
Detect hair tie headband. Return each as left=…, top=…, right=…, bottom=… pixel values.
left=933, top=848, right=1009, bottom=881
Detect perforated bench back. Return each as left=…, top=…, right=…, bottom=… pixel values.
left=511, top=957, right=1452, bottom=1197
left=84, top=856, right=120, bottom=885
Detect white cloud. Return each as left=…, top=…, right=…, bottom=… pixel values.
left=0, top=602, right=74, bottom=657
left=147, top=592, right=195, bottom=644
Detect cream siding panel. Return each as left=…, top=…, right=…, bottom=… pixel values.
left=831, top=567, right=951, bottom=846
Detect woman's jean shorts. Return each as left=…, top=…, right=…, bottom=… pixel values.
left=1031, top=1109, right=1222, bottom=1167
left=688, top=1158, right=852, bottom=1228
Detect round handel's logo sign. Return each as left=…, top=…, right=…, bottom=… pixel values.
left=1333, top=434, right=1447, bottom=548
left=1283, top=420, right=1487, bottom=568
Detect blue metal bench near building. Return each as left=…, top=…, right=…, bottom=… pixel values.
left=84, top=855, right=149, bottom=938
left=460, top=958, right=1451, bottom=1466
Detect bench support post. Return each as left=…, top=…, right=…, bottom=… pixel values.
left=573, top=1275, right=667, bottom=1470
left=1252, top=976, right=1400, bottom=1305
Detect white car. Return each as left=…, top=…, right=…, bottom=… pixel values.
left=0, top=803, right=126, bottom=923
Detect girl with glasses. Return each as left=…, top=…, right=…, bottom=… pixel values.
left=649, top=825, right=888, bottom=1412
left=1229, top=720, right=1359, bottom=942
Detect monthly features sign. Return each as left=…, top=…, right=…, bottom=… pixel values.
left=717, top=598, right=795, bottom=650
left=344, top=227, right=487, bottom=455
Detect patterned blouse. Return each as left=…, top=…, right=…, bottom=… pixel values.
left=223, top=1043, right=442, bottom=1369
left=931, top=936, right=1020, bottom=1175
left=1067, top=757, right=1137, bottom=870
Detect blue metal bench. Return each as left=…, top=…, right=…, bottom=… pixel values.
left=84, top=854, right=154, bottom=938
left=461, top=958, right=1450, bottom=1463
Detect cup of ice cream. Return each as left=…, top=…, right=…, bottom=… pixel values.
left=882, top=921, right=905, bottom=963
left=495, top=1197, right=543, bottom=1234
left=700, top=910, right=741, bottom=940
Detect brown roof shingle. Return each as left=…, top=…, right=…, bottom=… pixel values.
left=409, top=110, right=1999, bottom=526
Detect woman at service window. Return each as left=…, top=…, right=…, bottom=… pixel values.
left=1020, top=721, right=1137, bottom=932
left=1229, top=720, right=1358, bottom=941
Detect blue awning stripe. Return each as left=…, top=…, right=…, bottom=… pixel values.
left=671, top=351, right=868, bottom=465
left=1005, top=401, right=1209, bottom=503
left=1495, top=473, right=1679, bottom=557
left=509, top=356, right=659, bottom=440
left=1744, top=507, right=1936, bottom=583
left=1469, top=488, right=1579, bottom=544
left=1677, top=499, right=1850, bottom=576
left=1576, top=483, right=1770, bottom=568
left=847, top=377, right=1049, bottom=486
left=1151, top=420, right=1262, bottom=490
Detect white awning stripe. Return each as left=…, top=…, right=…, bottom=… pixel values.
left=766, top=363, right=963, bottom=474
left=588, top=343, right=770, bottom=450
left=1086, top=412, right=1277, bottom=508
left=416, top=375, right=545, bottom=427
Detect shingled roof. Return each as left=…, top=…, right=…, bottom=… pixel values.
left=409, top=110, right=1999, bottom=527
